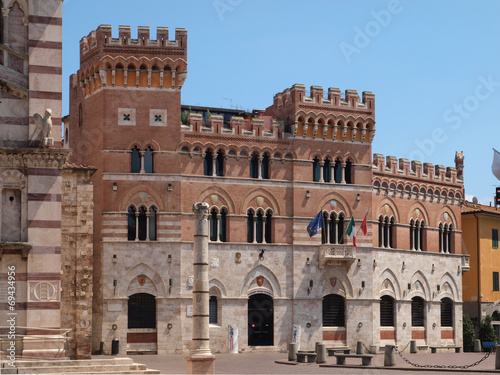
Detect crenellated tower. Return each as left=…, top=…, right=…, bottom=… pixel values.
left=68, top=25, right=188, bottom=167
left=67, top=25, right=188, bottom=353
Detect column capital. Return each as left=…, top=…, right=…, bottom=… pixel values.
left=193, top=202, right=210, bottom=220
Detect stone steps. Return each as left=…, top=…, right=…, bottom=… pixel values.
left=15, top=357, right=134, bottom=367
left=2, top=357, right=159, bottom=374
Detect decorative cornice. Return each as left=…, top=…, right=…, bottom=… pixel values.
left=0, top=79, right=28, bottom=100
left=0, top=148, right=71, bottom=169
left=298, top=104, right=373, bottom=117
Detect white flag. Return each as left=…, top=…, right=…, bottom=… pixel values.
left=492, top=149, right=500, bottom=181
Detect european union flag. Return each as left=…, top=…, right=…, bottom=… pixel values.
left=307, top=211, right=323, bottom=237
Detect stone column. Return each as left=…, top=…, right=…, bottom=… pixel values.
left=2, top=8, right=9, bottom=47
left=341, top=162, right=346, bottom=184
left=212, top=154, right=217, bottom=176
left=135, top=212, right=139, bottom=241
left=319, top=161, right=324, bottom=183
left=253, top=216, right=257, bottom=244
left=139, top=151, right=145, bottom=173
left=146, top=211, right=150, bottom=241
left=186, top=202, right=215, bottom=374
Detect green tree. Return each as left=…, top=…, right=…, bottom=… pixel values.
left=479, top=315, right=496, bottom=343
left=462, top=313, right=475, bottom=348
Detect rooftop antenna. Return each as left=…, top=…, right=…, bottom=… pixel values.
left=223, top=97, right=233, bottom=108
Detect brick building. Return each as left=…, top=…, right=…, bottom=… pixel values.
left=68, top=25, right=469, bottom=355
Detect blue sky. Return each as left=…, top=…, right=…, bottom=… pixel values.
left=62, top=0, right=500, bottom=204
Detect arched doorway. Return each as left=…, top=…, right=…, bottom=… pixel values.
left=127, top=293, right=157, bottom=353
left=248, top=293, right=273, bottom=346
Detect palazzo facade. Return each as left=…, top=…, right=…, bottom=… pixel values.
left=68, top=25, right=468, bottom=355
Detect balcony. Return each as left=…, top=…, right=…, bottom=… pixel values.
left=461, top=255, right=470, bottom=272
left=319, top=244, right=356, bottom=269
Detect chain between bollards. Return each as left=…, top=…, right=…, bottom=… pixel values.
left=394, top=345, right=491, bottom=369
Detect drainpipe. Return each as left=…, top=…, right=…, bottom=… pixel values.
left=474, top=214, right=481, bottom=322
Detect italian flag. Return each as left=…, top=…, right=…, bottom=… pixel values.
left=346, top=216, right=357, bottom=249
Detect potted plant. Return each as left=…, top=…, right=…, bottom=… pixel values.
left=462, top=313, right=475, bottom=352
left=479, top=315, right=496, bottom=351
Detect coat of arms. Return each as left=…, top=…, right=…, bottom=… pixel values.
left=330, top=277, right=337, bottom=288
left=256, top=196, right=264, bottom=207
left=211, top=194, right=218, bottom=205
left=257, top=276, right=264, bottom=287
left=138, top=274, right=147, bottom=286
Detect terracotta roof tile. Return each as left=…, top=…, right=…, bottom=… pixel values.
left=462, top=201, right=500, bottom=215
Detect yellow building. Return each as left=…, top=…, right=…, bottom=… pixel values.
left=462, top=200, right=500, bottom=332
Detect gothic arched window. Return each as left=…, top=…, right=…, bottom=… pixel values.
left=138, top=206, right=147, bottom=241
left=219, top=208, right=227, bottom=242
left=250, top=153, right=259, bottom=179
left=337, top=214, right=344, bottom=244
left=209, top=207, right=218, bottom=242
left=334, top=158, right=342, bottom=183
left=345, top=159, right=352, bottom=184
left=323, top=158, right=331, bottom=182
left=247, top=210, right=254, bottom=243
left=265, top=210, right=273, bottom=243
left=216, top=150, right=224, bottom=177
left=261, top=154, right=270, bottom=179
left=313, top=157, right=320, bottom=182
left=144, top=146, right=154, bottom=173
left=148, top=207, right=157, bottom=241
left=256, top=210, right=264, bottom=244
left=131, top=146, right=141, bottom=173
left=204, top=150, right=213, bottom=176
left=127, top=206, right=136, bottom=241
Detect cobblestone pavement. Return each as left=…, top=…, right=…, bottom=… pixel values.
left=121, top=350, right=500, bottom=374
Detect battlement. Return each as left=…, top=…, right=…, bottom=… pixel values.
left=272, top=84, right=375, bottom=115
left=80, top=24, right=187, bottom=58
left=182, top=113, right=280, bottom=138
left=372, top=153, right=464, bottom=185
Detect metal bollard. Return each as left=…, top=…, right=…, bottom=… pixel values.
left=316, top=343, right=327, bottom=364
left=496, top=345, right=500, bottom=369
left=288, top=343, right=298, bottom=361
left=356, top=341, right=364, bottom=354
left=384, top=345, right=396, bottom=366
left=410, top=340, right=417, bottom=353
left=474, top=339, right=481, bottom=352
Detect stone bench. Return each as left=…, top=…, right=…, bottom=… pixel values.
left=334, top=353, right=373, bottom=366
left=430, top=346, right=461, bottom=353
left=296, top=351, right=317, bottom=363
left=327, top=347, right=351, bottom=356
